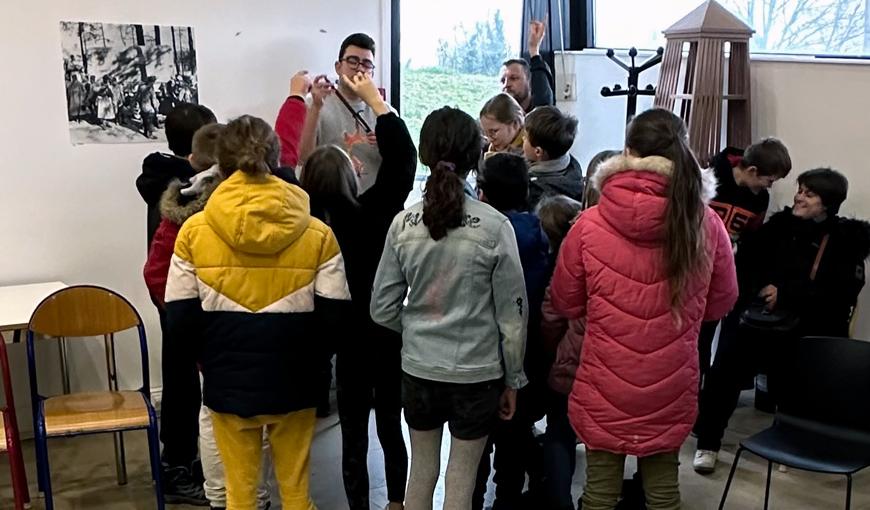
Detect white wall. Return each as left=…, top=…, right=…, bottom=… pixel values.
left=557, top=49, right=870, bottom=340
left=0, top=0, right=384, bottom=425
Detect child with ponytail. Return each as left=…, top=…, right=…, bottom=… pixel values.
left=550, top=108, right=738, bottom=509
left=370, top=106, right=528, bottom=510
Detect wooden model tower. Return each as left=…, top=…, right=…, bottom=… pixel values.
left=655, top=0, right=754, bottom=165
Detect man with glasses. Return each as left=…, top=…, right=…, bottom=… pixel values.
left=298, top=32, right=393, bottom=192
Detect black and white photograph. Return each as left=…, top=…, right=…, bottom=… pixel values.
left=60, top=21, right=199, bottom=145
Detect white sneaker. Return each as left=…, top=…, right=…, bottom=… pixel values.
left=693, top=449, right=718, bottom=474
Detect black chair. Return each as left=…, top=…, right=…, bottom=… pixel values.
left=718, top=336, right=870, bottom=510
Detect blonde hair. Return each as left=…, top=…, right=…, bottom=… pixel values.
left=190, top=123, right=226, bottom=171
left=480, top=93, right=524, bottom=126
left=218, top=115, right=280, bottom=177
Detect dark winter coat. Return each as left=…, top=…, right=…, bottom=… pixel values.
left=738, top=209, right=870, bottom=338
left=136, top=153, right=196, bottom=248
left=304, top=112, right=416, bottom=350
left=528, top=154, right=585, bottom=210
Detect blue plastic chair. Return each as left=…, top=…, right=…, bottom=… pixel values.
left=26, top=285, right=164, bottom=510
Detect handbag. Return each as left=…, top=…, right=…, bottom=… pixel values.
left=739, top=234, right=829, bottom=332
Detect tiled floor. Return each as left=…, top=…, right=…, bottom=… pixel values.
left=1, top=392, right=868, bottom=509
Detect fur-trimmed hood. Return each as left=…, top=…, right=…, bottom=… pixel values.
left=159, top=174, right=222, bottom=226
left=590, top=154, right=718, bottom=243
left=592, top=154, right=718, bottom=204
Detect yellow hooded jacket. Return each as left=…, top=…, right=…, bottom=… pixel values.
left=165, top=170, right=350, bottom=417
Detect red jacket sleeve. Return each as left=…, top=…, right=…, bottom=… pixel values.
left=551, top=219, right=588, bottom=320
left=703, top=211, right=739, bottom=321
left=275, top=96, right=307, bottom=168
left=143, top=219, right=181, bottom=308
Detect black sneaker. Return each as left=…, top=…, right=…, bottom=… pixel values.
left=162, top=464, right=209, bottom=506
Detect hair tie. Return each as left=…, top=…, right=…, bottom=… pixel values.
left=435, top=161, right=457, bottom=173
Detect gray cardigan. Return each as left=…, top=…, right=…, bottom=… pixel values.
left=370, top=196, right=529, bottom=389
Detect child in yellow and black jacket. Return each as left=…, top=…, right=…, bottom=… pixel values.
left=165, top=114, right=349, bottom=510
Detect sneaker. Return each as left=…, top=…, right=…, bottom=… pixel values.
left=162, top=465, right=209, bottom=506
left=693, top=449, right=718, bottom=474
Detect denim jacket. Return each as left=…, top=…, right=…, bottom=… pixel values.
left=370, top=196, right=529, bottom=389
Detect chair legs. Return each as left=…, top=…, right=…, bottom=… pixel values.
left=763, top=460, right=773, bottom=510
left=35, top=424, right=54, bottom=510
left=718, top=446, right=744, bottom=510
left=4, top=412, right=31, bottom=509
left=846, top=474, right=852, bottom=510
left=113, top=431, right=128, bottom=485
left=146, top=408, right=166, bottom=510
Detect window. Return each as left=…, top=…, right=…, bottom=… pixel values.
left=398, top=0, right=523, bottom=205
left=594, top=0, right=870, bottom=57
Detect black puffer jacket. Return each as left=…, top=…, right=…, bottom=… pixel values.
left=738, top=208, right=870, bottom=337
left=136, top=152, right=196, bottom=248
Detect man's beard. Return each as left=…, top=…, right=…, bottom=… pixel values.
left=511, top=87, right=531, bottom=104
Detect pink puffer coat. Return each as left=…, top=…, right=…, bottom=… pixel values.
left=550, top=155, right=737, bottom=456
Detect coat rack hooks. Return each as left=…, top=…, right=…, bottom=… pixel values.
left=600, top=47, right=664, bottom=124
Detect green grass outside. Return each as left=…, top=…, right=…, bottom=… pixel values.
left=400, top=67, right=501, bottom=203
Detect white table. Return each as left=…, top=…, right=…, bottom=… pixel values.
left=0, top=282, right=70, bottom=391
left=0, top=281, right=68, bottom=335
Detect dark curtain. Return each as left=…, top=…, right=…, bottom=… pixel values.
left=520, top=0, right=592, bottom=70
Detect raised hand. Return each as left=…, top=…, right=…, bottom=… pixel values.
left=341, top=72, right=383, bottom=108
left=528, top=17, right=547, bottom=57
left=310, top=74, right=334, bottom=108
left=289, top=70, right=312, bottom=98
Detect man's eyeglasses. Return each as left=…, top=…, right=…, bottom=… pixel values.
left=342, top=56, right=376, bottom=71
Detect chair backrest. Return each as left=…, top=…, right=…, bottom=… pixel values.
left=28, top=285, right=140, bottom=337
left=26, top=285, right=150, bottom=399
left=778, top=336, right=870, bottom=433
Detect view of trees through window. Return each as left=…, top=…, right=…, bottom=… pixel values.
left=400, top=1, right=522, bottom=205
left=595, top=0, right=870, bottom=56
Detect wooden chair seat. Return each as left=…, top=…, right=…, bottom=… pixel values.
left=43, top=391, right=150, bottom=436
left=0, top=413, right=6, bottom=452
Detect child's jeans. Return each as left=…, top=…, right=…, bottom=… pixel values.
left=209, top=408, right=317, bottom=510
left=542, top=391, right=577, bottom=510
left=581, top=449, right=680, bottom=510
left=200, top=405, right=273, bottom=509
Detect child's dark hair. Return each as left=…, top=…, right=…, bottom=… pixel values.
left=525, top=106, right=578, bottom=159
left=797, top=167, right=849, bottom=215
left=537, top=195, right=582, bottom=253
left=165, top=103, right=217, bottom=156
left=584, top=149, right=621, bottom=209
left=626, top=108, right=706, bottom=309
left=218, top=115, right=280, bottom=177
left=301, top=145, right=360, bottom=208
left=190, top=123, right=226, bottom=171
left=339, top=33, right=376, bottom=60
left=480, top=93, right=524, bottom=126
left=743, top=138, right=792, bottom=178
left=419, top=107, right=482, bottom=241
left=478, top=153, right=530, bottom=212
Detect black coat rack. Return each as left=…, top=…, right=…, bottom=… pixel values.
left=600, top=47, right=664, bottom=124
